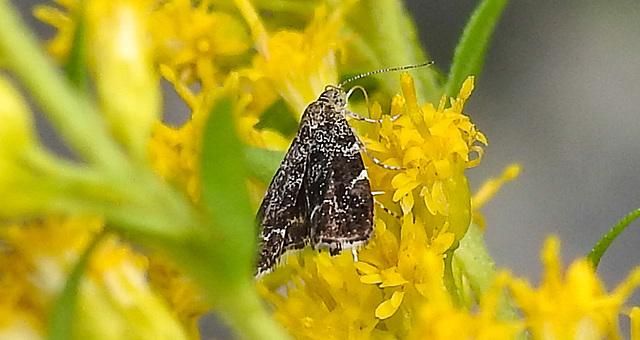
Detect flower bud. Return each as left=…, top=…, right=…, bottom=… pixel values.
left=0, top=75, right=36, bottom=153
left=88, top=1, right=160, bottom=160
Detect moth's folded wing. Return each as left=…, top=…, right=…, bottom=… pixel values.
left=256, top=125, right=311, bottom=274
left=308, top=124, right=374, bottom=251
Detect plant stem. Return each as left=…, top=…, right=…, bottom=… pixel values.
left=0, top=1, right=125, bottom=171
left=220, top=282, right=292, bottom=340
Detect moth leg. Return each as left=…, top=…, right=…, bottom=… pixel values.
left=329, top=244, right=342, bottom=256
left=374, top=200, right=401, bottom=219
left=344, top=108, right=401, bottom=124
left=357, top=139, right=406, bottom=170
left=371, top=191, right=401, bottom=219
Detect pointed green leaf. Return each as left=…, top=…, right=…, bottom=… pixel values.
left=445, top=0, right=510, bottom=98
left=201, top=96, right=256, bottom=281
left=244, top=146, right=284, bottom=184
left=48, top=234, right=103, bottom=340
left=588, top=207, right=640, bottom=269
left=65, top=0, right=90, bottom=92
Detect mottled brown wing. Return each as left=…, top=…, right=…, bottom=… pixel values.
left=256, top=122, right=311, bottom=275
left=305, top=113, right=374, bottom=252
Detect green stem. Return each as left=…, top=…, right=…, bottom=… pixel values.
left=24, top=148, right=196, bottom=240
left=345, top=0, right=441, bottom=103
left=454, top=224, right=523, bottom=337
left=65, top=0, right=90, bottom=91
left=48, top=232, right=104, bottom=340
left=165, top=234, right=291, bottom=340
left=220, top=282, right=292, bottom=340
left=443, top=249, right=461, bottom=307
left=0, top=1, right=125, bottom=171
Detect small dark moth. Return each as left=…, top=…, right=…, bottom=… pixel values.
left=256, top=62, right=432, bottom=275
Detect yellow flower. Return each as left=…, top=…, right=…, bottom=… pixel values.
left=147, top=254, right=210, bottom=339
left=148, top=122, right=200, bottom=203
left=364, top=75, right=486, bottom=244
left=0, top=216, right=188, bottom=340
left=356, top=213, right=455, bottom=321
left=257, top=251, right=382, bottom=340
left=631, top=307, right=640, bottom=340
left=149, top=0, right=251, bottom=89
left=471, top=163, right=522, bottom=229
left=507, top=236, right=640, bottom=340
left=32, top=0, right=80, bottom=61
left=406, top=271, right=522, bottom=340
left=258, top=74, right=487, bottom=337
left=238, top=0, right=354, bottom=115
left=87, top=0, right=160, bottom=161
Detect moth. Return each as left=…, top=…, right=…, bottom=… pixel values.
left=256, top=62, right=432, bottom=275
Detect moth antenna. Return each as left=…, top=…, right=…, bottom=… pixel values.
left=338, top=61, right=434, bottom=89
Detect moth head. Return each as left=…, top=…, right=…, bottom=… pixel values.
left=319, top=85, right=348, bottom=109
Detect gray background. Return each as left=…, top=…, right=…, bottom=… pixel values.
left=406, top=0, right=640, bottom=291
left=14, top=0, right=640, bottom=336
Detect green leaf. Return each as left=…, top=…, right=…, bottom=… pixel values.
left=65, top=0, right=90, bottom=92
left=200, top=95, right=256, bottom=281
left=197, top=91, right=292, bottom=340
left=48, top=233, right=103, bottom=340
left=588, top=207, right=640, bottom=269
left=254, top=99, right=298, bottom=138
left=345, top=0, right=442, bottom=104
left=444, top=0, right=510, bottom=98
left=454, top=225, right=526, bottom=339
left=244, top=146, right=284, bottom=184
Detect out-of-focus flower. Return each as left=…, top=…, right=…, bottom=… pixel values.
left=87, top=0, right=160, bottom=160
left=0, top=216, right=188, bottom=340
left=507, top=236, right=640, bottom=340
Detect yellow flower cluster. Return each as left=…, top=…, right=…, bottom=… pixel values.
left=0, top=217, right=188, bottom=339
left=256, top=73, right=494, bottom=338
left=0, top=1, right=637, bottom=340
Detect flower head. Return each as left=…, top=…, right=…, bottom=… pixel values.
left=149, top=0, right=251, bottom=89
left=507, top=236, right=640, bottom=339
left=364, top=75, right=486, bottom=243
left=12, top=1, right=640, bottom=340
left=0, top=216, right=188, bottom=340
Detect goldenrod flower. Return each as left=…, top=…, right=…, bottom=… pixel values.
left=149, top=0, right=250, bottom=89
left=471, top=163, right=522, bottom=229
left=238, top=0, right=354, bottom=115
left=507, top=236, right=640, bottom=339
left=2, top=1, right=639, bottom=339
left=0, top=217, right=188, bottom=340
left=87, top=0, right=160, bottom=161
left=258, top=74, right=487, bottom=337
left=32, top=0, right=79, bottom=61
left=364, top=75, right=486, bottom=243
left=405, top=271, right=522, bottom=340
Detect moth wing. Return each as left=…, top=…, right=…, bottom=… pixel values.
left=307, top=118, right=374, bottom=252
left=256, top=124, right=311, bottom=274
